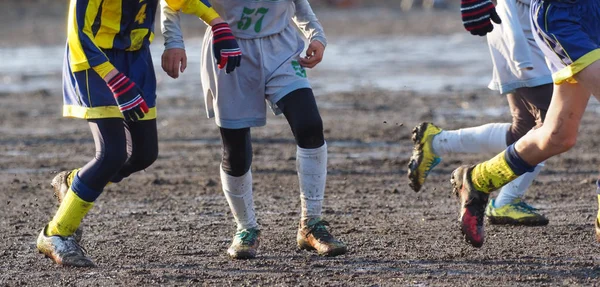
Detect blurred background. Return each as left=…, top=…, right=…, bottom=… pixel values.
left=0, top=0, right=498, bottom=101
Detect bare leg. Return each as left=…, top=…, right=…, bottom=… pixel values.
left=514, top=82, right=590, bottom=165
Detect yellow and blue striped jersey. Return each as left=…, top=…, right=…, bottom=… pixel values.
left=68, top=0, right=219, bottom=78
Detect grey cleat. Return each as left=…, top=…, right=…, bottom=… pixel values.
left=37, top=225, right=95, bottom=267
left=51, top=170, right=83, bottom=242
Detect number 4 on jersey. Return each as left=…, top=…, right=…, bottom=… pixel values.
left=135, top=3, right=147, bottom=25
left=237, top=7, right=270, bottom=33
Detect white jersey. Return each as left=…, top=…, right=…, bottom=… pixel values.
left=211, top=0, right=295, bottom=39
left=161, top=0, right=326, bottom=49
left=160, top=0, right=323, bottom=129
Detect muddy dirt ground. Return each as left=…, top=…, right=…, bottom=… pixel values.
left=3, top=2, right=600, bottom=286
left=3, top=87, right=600, bottom=286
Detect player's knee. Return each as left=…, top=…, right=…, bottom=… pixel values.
left=95, top=145, right=128, bottom=170
left=294, top=116, right=324, bottom=149
left=541, top=128, right=577, bottom=154
left=222, top=146, right=252, bottom=177
left=222, top=151, right=252, bottom=177
left=135, top=145, right=159, bottom=171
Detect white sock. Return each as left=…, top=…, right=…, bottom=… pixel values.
left=220, top=166, right=258, bottom=230
left=495, top=162, right=545, bottom=208
left=432, top=123, right=510, bottom=155
left=297, top=143, right=327, bottom=221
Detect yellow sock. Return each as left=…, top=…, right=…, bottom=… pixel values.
left=471, top=151, right=518, bottom=193
left=66, top=168, right=80, bottom=187
left=47, top=188, right=93, bottom=237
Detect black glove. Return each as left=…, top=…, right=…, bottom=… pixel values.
left=461, top=0, right=501, bottom=36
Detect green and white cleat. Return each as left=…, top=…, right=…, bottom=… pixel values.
left=51, top=170, right=83, bottom=242
left=407, top=122, right=443, bottom=192
left=227, top=228, right=260, bottom=259
left=37, top=226, right=95, bottom=267
left=485, top=199, right=549, bottom=226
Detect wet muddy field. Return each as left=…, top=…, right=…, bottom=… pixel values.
left=2, top=87, right=600, bottom=286
left=3, top=3, right=600, bottom=286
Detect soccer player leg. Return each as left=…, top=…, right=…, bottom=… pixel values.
left=455, top=82, right=589, bottom=247
left=109, top=120, right=159, bottom=183
left=408, top=121, right=509, bottom=192
left=219, top=127, right=260, bottom=259
left=38, top=119, right=129, bottom=267
left=277, top=88, right=347, bottom=257
left=489, top=87, right=551, bottom=225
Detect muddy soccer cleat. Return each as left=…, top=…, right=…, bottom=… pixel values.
left=37, top=225, right=95, bottom=267
left=408, top=122, right=443, bottom=192
left=596, top=219, right=600, bottom=243
left=297, top=218, right=347, bottom=256
left=485, top=199, right=549, bottom=226
left=51, top=170, right=72, bottom=203
left=451, top=165, right=489, bottom=248
left=227, top=228, right=260, bottom=259
left=51, top=170, right=83, bottom=242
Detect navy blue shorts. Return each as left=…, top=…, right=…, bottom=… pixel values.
left=531, top=0, right=600, bottom=84
left=62, top=46, right=157, bottom=119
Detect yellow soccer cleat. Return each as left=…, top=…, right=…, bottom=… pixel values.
left=227, top=228, right=261, bottom=259
left=485, top=199, right=549, bottom=226
left=408, top=122, right=443, bottom=192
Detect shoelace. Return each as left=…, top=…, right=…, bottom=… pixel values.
left=237, top=229, right=258, bottom=245
left=306, top=220, right=334, bottom=241
left=515, top=201, right=539, bottom=212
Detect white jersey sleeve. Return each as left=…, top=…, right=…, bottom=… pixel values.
left=293, top=0, right=327, bottom=47
left=161, top=0, right=186, bottom=50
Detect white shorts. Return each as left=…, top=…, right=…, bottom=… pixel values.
left=201, top=24, right=311, bottom=129
left=486, top=0, right=553, bottom=94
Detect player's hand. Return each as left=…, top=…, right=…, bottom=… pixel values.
left=107, top=73, right=149, bottom=122
left=461, top=0, right=501, bottom=36
left=211, top=22, right=242, bottom=74
left=162, top=48, right=187, bottom=79
left=299, top=40, right=325, bottom=69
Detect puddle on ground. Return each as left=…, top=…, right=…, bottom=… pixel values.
left=0, top=33, right=491, bottom=97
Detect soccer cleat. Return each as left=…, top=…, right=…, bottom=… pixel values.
left=51, top=170, right=83, bottom=242
left=485, top=199, right=549, bottom=226
left=37, top=225, right=95, bottom=267
left=227, top=228, right=260, bottom=259
left=595, top=219, right=600, bottom=243
left=408, top=122, right=443, bottom=192
left=297, top=218, right=347, bottom=256
left=51, top=170, right=72, bottom=203
left=451, top=165, right=489, bottom=248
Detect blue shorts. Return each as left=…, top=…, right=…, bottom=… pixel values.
left=531, top=0, right=600, bottom=84
left=63, top=46, right=157, bottom=120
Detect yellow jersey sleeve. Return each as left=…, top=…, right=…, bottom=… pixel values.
left=67, top=0, right=115, bottom=78
left=163, top=0, right=220, bottom=24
